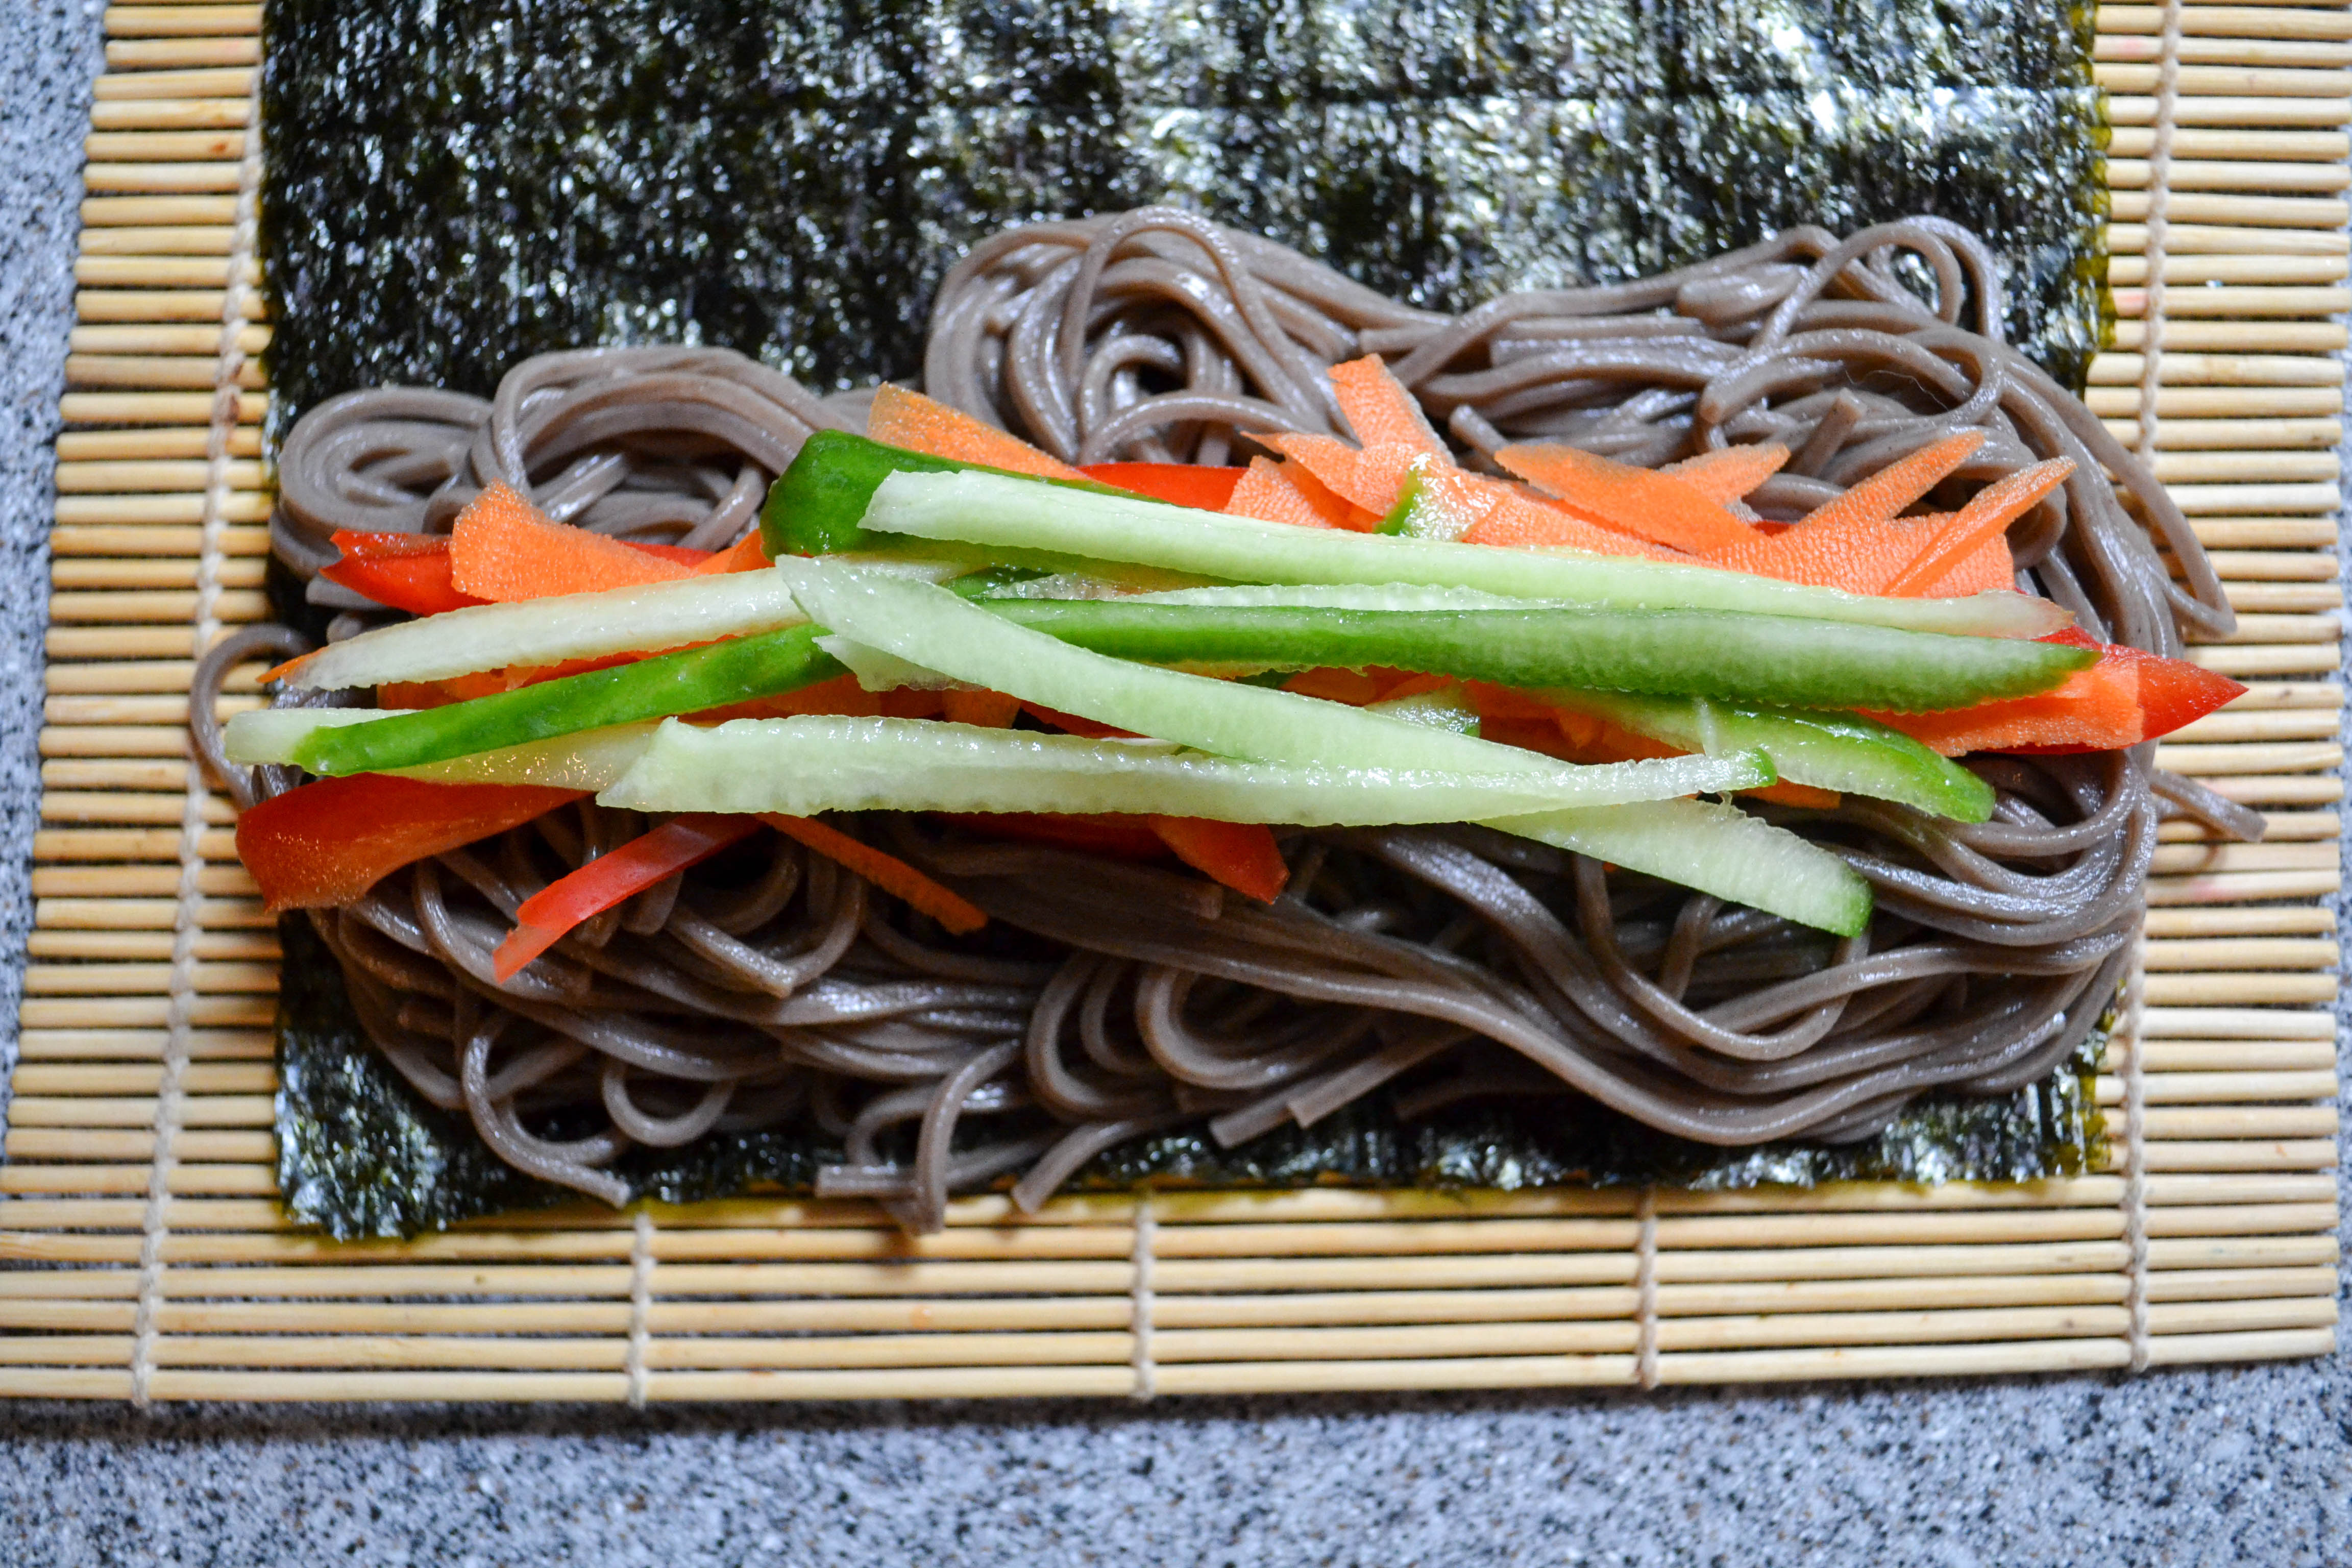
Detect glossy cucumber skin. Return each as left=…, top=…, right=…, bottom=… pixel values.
left=983, top=601, right=2094, bottom=713
left=760, top=431, right=1130, bottom=557
left=291, top=624, right=844, bottom=777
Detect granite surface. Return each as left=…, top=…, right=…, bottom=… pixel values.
left=1, top=2, right=2346, bottom=1562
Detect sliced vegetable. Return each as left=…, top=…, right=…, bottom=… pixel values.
left=1494, top=441, right=1759, bottom=554
left=1457, top=491, right=1687, bottom=559
left=1259, top=432, right=1427, bottom=519
left=979, top=600, right=2097, bottom=712
left=691, top=529, right=771, bottom=574
left=596, top=716, right=1703, bottom=823
left=1328, top=354, right=1449, bottom=456
left=1544, top=690, right=1996, bottom=821
left=761, top=430, right=1128, bottom=557
left=1082, top=462, right=1245, bottom=511
left=867, top=384, right=1089, bottom=481
left=779, top=561, right=1773, bottom=803
left=228, top=709, right=660, bottom=791
left=1494, top=797, right=1873, bottom=938
left=1787, top=429, right=1985, bottom=533
left=1224, top=455, right=1345, bottom=530
left=855, top=468, right=2072, bottom=639
left=1662, top=443, right=1791, bottom=505
left=1872, top=631, right=2244, bottom=755
left=494, top=813, right=760, bottom=979
left=321, top=531, right=485, bottom=617
left=450, top=482, right=693, bottom=600
left=272, top=570, right=810, bottom=691
left=759, top=813, right=988, bottom=934
left=1879, top=459, right=2072, bottom=597
left=1146, top=816, right=1288, bottom=901
left=286, top=624, right=845, bottom=776
left=1698, top=505, right=2015, bottom=598
left=235, top=775, right=583, bottom=912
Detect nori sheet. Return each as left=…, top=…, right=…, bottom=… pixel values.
left=259, top=0, right=2108, bottom=439
left=255, top=0, right=2115, bottom=1233
left=275, top=917, right=2108, bottom=1241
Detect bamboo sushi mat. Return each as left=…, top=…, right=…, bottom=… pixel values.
left=3, top=1, right=2344, bottom=1405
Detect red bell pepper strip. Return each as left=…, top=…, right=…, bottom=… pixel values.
left=1870, top=629, right=2244, bottom=755
left=1080, top=461, right=1248, bottom=511
left=1146, top=816, right=1289, bottom=901
left=237, top=775, right=584, bottom=912
left=493, top=812, right=760, bottom=979
left=321, top=531, right=487, bottom=617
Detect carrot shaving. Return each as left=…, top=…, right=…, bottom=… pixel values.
left=1258, top=432, right=1419, bottom=520
left=1493, top=442, right=1758, bottom=554
left=1869, top=657, right=2142, bottom=756
left=1147, top=816, right=1289, bottom=902
left=941, top=689, right=1022, bottom=727
left=866, top=383, right=1087, bottom=481
left=759, top=813, right=988, bottom=934
left=1662, top=443, right=1792, bottom=505
left=1224, top=455, right=1345, bottom=529
left=1327, top=354, right=1449, bottom=456
left=691, top=529, right=771, bottom=575
left=449, top=482, right=692, bottom=601
left=1880, top=458, right=2072, bottom=597
left=1459, top=492, right=1689, bottom=560
left=1702, top=510, right=2015, bottom=596
left=1786, top=429, right=1985, bottom=533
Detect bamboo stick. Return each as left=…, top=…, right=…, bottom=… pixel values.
left=2148, top=867, right=2345, bottom=903
left=76, top=256, right=260, bottom=287
left=2085, top=385, right=2342, bottom=416
left=2142, top=936, right=2340, bottom=968
left=78, top=225, right=235, bottom=256
left=66, top=355, right=266, bottom=390
left=48, top=585, right=272, bottom=619
left=2088, top=352, right=2346, bottom=386
left=32, top=896, right=268, bottom=930
left=2149, top=452, right=2340, bottom=482
left=2142, top=1327, right=2339, bottom=1367
left=2101, top=1067, right=2342, bottom=1104
left=5, top=1129, right=271, bottom=1163
left=25, top=928, right=274, bottom=961
left=89, top=66, right=252, bottom=101
left=2099, top=415, right=2342, bottom=449
left=2095, top=64, right=2352, bottom=97
left=2145, top=973, right=2340, bottom=1006
left=2154, top=739, right=2342, bottom=773
left=83, top=163, right=244, bottom=194
left=57, top=427, right=262, bottom=460
left=2161, top=810, right=2339, bottom=844
left=2113, top=282, right=2352, bottom=315
left=104, top=7, right=262, bottom=40
left=77, top=289, right=268, bottom=323
left=66, top=325, right=271, bottom=355
left=2143, top=905, right=2337, bottom=935
left=2105, top=129, right=2348, bottom=163
left=55, top=459, right=266, bottom=494
left=2102, top=6, right=2352, bottom=42
left=2095, top=38, right=2352, bottom=71
left=2188, top=517, right=2341, bottom=546
left=55, top=496, right=273, bottom=527
left=2149, top=840, right=2340, bottom=873
left=2112, top=323, right=2349, bottom=355
left=2186, top=648, right=2342, bottom=678
left=16, top=1025, right=273, bottom=1058
left=88, top=99, right=252, bottom=132
left=59, top=392, right=266, bottom=425
left=14, top=993, right=270, bottom=1028
left=2140, top=1139, right=2340, bottom=1172
left=80, top=194, right=238, bottom=226
left=2106, top=160, right=2349, bottom=193
left=2104, top=94, right=2352, bottom=128
left=104, top=41, right=257, bottom=75
left=2145, top=1006, right=2338, bottom=1041
left=2197, top=548, right=2343, bottom=577
left=85, top=131, right=250, bottom=164
left=2165, top=708, right=2340, bottom=745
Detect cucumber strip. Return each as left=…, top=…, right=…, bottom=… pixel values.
left=285, top=623, right=845, bottom=777
left=277, top=554, right=968, bottom=692
left=1547, top=690, right=1996, bottom=821
left=980, top=601, right=2092, bottom=713
left=224, top=708, right=656, bottom=790
left=1128, top=583, right=1538, bottom=610
left=596, top=716, right=1687, bottom=823
left=1493, top=798, right=1874, bottom=938
left=780, top=562, right=1869, bottom=932
left=778, top=560, right=1771, bottom=804
left=223, top=706, right=419, bottom=764
left=861, top=468, right=2069, bottom=640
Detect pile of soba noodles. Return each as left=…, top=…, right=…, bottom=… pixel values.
left=201, top=210, right=2255, bottom=1231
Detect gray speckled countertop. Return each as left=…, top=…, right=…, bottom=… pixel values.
left=2, top=4, right=2346, bottom=1561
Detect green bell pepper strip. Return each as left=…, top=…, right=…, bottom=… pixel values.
left=977, top=601, right=2093, bottom=714
left=284, top=623, right=845, bottom=777
left=854, top=465, right=2070, bottom=640
left=761, top=430, right=1136, bottom=557
left=1544, top=689, right=1997, bottom=822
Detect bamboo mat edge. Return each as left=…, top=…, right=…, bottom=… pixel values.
left=4, top=0, right=2343, bottom=1402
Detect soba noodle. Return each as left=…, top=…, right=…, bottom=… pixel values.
left=207, top=210, right=2258, bottom=1230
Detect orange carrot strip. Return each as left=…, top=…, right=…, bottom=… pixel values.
left=758, top=813, right=987, bottom=934
left=1224, top=455, right=1344, bottom=529
left=1881, top=459, right=2072, bottom=597
left=1662, top=443, right=1791, bottom=505
left=691, top=529, right=772, bottom=575
left=1868, top=657, right=2141, bottom=756
left=866, top=384, right=1087, bottom=481
left=1460, top=493, right=1689, bottom=560
left=1258, top=432, right=1413, bottom=516
left=1147, top=816, right=1289, bottom=902
left=1327, top=354, right=1449, bottom=456
left=449, top=482, right=692, bottom=601
left=941, top=689, right=1022, bottom=727
left=1493, top=442, right=1758, bottom=554
left=1788, top=429, right=1986, bottom=533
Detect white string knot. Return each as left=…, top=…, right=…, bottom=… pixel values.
left=1634, top=1187, right=1661, bottom=1390
left=1129, top=1202, right=1157, bottom=1401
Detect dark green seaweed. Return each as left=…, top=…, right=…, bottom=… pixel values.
left=259, top=0, right=2108, bottom=437
left=275, top=917, right=2106, bottom=1241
